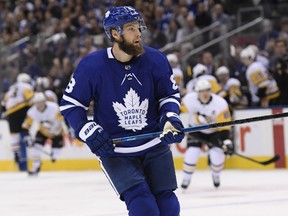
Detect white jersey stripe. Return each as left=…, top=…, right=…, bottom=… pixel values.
left=62, top=95, right=89, bottom=110
left=159, top=93, right=180, bottom=102
left=114, top=138, right=161, bottom=153
left=107, top=47, right=114, bottom=59
left=59, top=104, right=76, bottom=111
left=159, top=98, right=180, bottom=108
left=99, top=159, right=120, bottom=197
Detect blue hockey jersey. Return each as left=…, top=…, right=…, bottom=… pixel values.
left=60, top=46, right=181, bottom=156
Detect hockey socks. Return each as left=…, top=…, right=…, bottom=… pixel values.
left=155, top=190, right=180, bottom=216
left=122, top=182, right=160, bottom=216
left=122, top=182, right=180, bottom=216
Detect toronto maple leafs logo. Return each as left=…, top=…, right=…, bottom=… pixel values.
left=105, top=11, right=110, bottom=18
left=113, top=88, right=148, bottom=131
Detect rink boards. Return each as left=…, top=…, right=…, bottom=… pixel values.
left=0, top=108, right=287, bottom=171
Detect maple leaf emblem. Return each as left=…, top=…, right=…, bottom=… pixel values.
left=113, top=88, right=148, bottom=131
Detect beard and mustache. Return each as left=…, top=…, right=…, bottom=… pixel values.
left=115, top=36, right=145, bottom=56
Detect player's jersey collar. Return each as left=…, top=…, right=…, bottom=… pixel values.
left=106, top=47, right=136, bottom=65
left=198, top=95, right=213, bottom=105
left=107, top=47, right=114, bottom=59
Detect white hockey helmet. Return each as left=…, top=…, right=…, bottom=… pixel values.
left=167, top=53, right=178, bottom=64
left=194, top=79, right=211, bottom=92
left=36, top=77, right=50, bottom=89
left=193, top=63, right=207, bottom=78
left=240, top=47, right=256, bottom=60
left=247, top=44, right=259, bottom=54
left=44, top=90, right=58, bottom=103
left=17, top=73, right=31, bottom=83
left=215, top=66, right=229, bottom=76
left=31, top=92, right=46, bottom=104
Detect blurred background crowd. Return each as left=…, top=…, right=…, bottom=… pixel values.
left=1, top=0, right=288, bottom=110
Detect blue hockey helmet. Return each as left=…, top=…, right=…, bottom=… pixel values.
left=103, top=6, right=147, bottom=40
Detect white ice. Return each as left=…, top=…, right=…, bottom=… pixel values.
left=1, top=170, right=288, bottom=216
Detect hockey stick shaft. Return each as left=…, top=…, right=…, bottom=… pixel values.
left=204, top=140, right=280, bottom=166
left=112, top=112, right=288, bottom=144
left=233, top=152, right=280, bottom=165
left=33, top=145, right=53, bottom=157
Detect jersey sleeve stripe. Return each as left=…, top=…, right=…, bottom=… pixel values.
left=114, top=138, right=161, bottom=153
left=60, top=104, right=77, bottom=111
left=159, top=98, right=180, bottom=108
left=159, top=93, right=180, bottom=102
left=62, top=95, right=89, bottom=110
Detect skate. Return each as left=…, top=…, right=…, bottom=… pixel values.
left=14, top=152, right=20, bottom=169
left=51, top=153, right=56, bottom=163
left=212, top=174, right=220, bottom=188
left=28, top=163, right=41, bottom=176
left=181, top=179, right=190, bottom=190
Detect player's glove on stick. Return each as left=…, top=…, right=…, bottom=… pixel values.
left=221, top=139, right=234, bottom=156
left=76, top=121, right=114, bottom=158
left=160, top=112, right=185, bottom=145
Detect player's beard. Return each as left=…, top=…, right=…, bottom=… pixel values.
left=118, top=36, right=145, bottom=56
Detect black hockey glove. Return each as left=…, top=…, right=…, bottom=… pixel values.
left=76, top=121, right=114, bottom=158
left=221, top=139, right=234, bottom=156
left=159, top=112, right=185, bottom=145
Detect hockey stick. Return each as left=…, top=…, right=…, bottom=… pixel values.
left=32, top=145, right=53, bottom=158
left=34, top=145, right=57, bottom=162
left=233, top=152, right=280, bottom=165
left=205, top=140, right=280, bottom=166
left=112, top=112, right=288, bottom=144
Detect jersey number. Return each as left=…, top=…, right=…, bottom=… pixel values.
left=170, top=75, right=178, bottom=90
left=65, top=78, right=76, bottom=93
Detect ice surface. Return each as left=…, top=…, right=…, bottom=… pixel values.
left=1, top=170, right=288, bottom=216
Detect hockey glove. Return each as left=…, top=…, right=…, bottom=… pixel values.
left=221, top=139, right=234, bottom=156
left=76, top=121, right=114, bottom=158
left=22, top=130, right=33, bottom=147
left=23, top=135, right=33, bottom=147
left=159, top=112, right=185, bottom=145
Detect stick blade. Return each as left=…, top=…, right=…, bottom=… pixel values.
left=261, top=155, right=280, bottom=165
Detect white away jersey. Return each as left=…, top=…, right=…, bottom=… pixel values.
left=182, top=92, right=231, bottom=134
left=245, top=61, right=269, bottom=103
left=23, top=101, right=64, bottom=138
left=3, top=81, right=34, bottom=115
left=186, top=74, right=224, bottom=96
left=223, top=77, right=248, bottom=107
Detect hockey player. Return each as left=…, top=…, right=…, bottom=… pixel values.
left=35, top=77, right=58, bottom=103
left=180, top=79, right=233, bottom=189
left=185, top=63, right=226, bottom=97
left=167, top=53, right=185, bottom=96
left=215, top=66, right=248, bottom=110
left=60, top=6, right=184, bottom=216
left=22, top=92, right=65, bottom=175
left=2, top=73, right=34, bottom=170
left=240, top=47, right=279, bottom=107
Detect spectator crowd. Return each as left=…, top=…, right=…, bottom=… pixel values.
left=1, top=0, right=288, bottom=110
